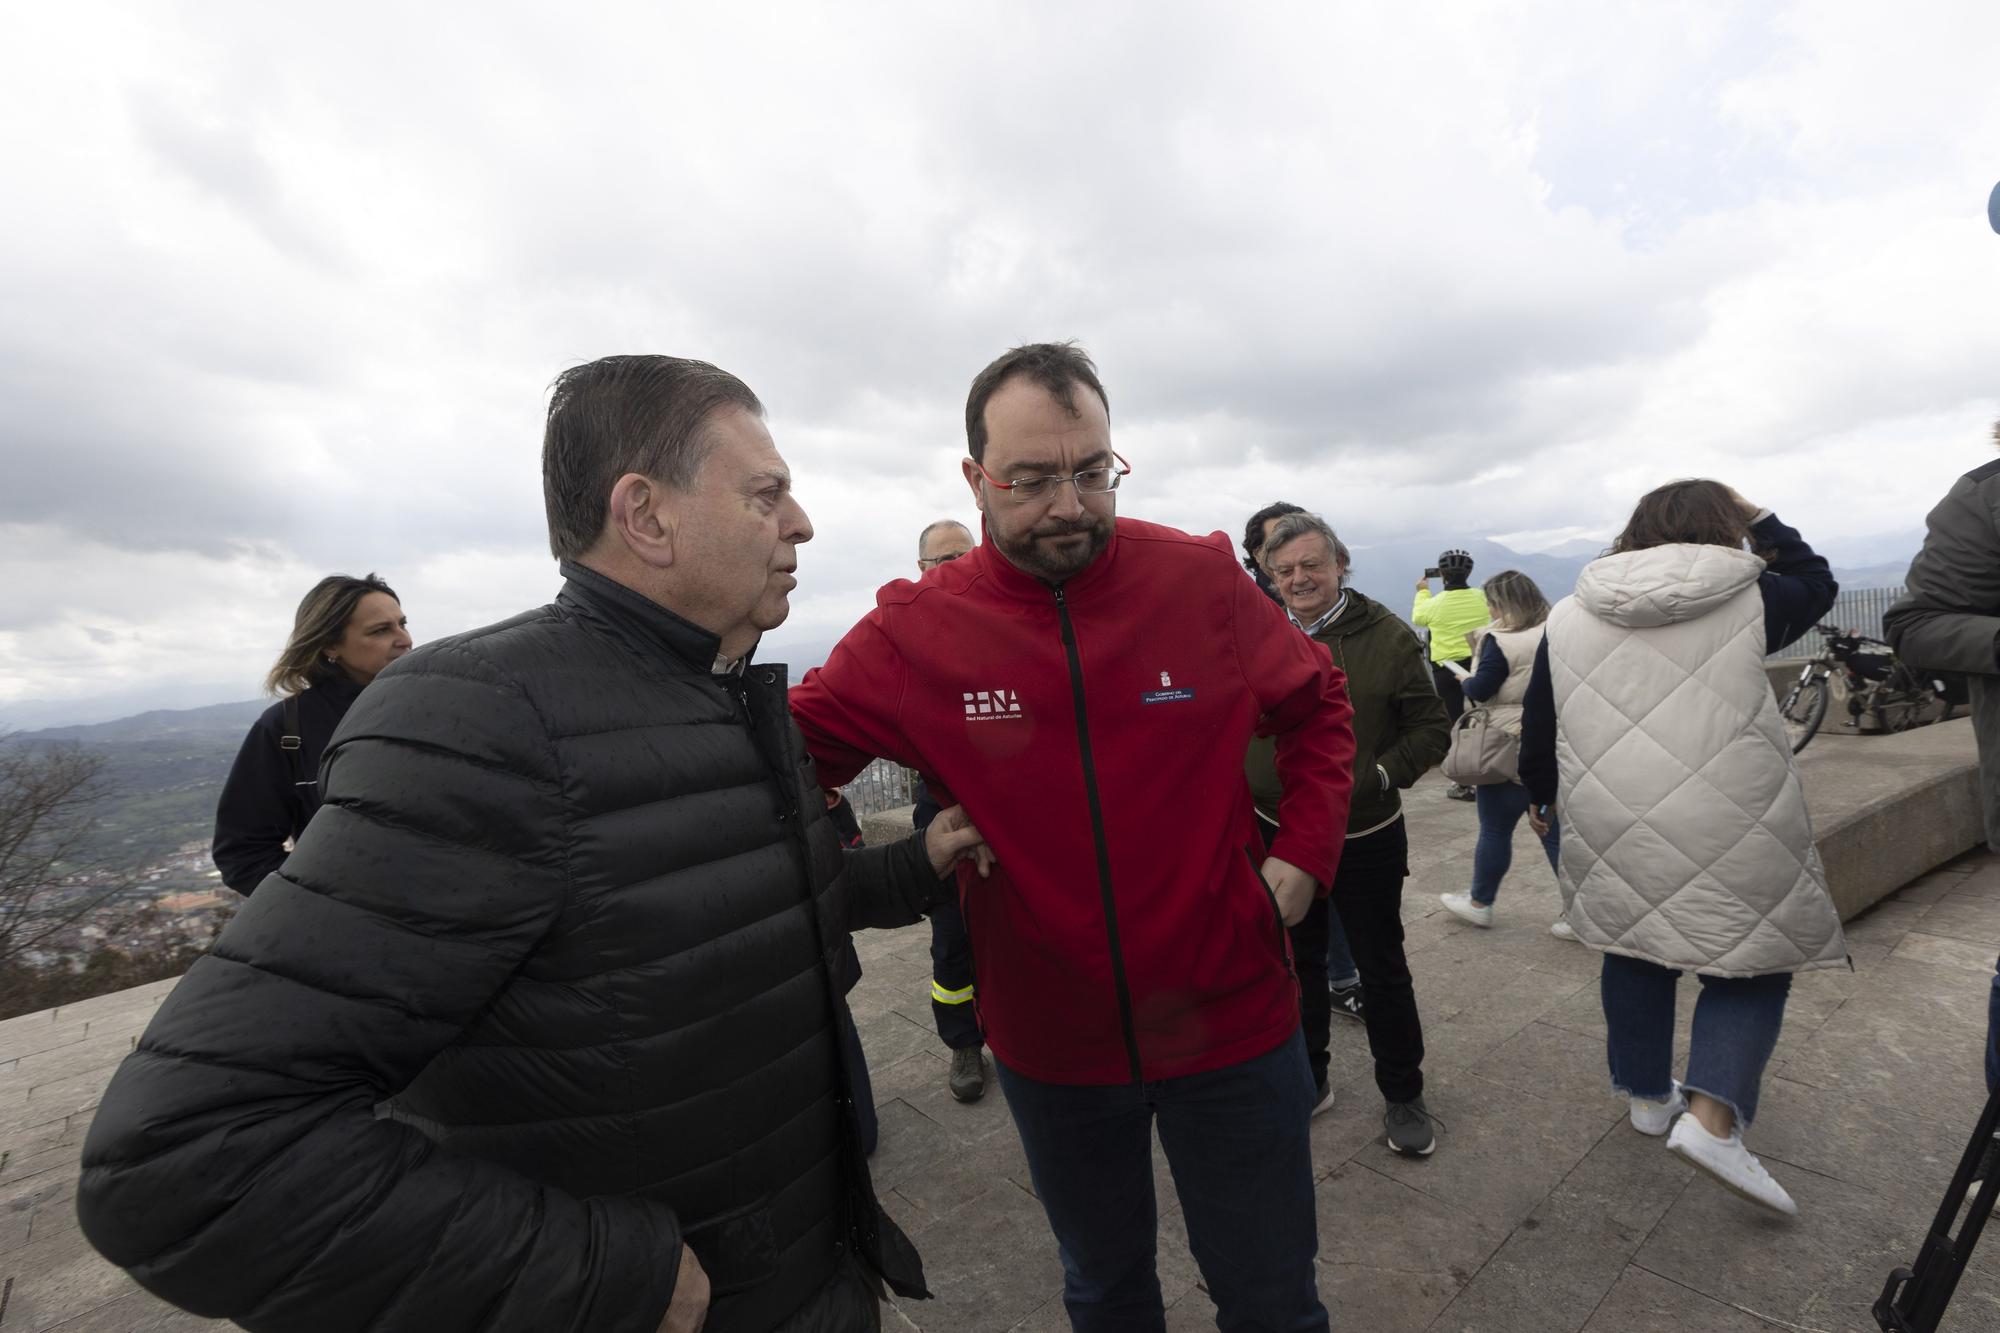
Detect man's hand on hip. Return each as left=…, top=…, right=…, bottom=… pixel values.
left=925, top=804, right=996, bottom=879
left=658, top=1246, right=710, bottom=1333
left=1261, top=856, right=1318, bottom=927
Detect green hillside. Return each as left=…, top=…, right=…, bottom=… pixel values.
left=16, top=702, right=263, bottom=874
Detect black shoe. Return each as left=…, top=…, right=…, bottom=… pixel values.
left=1385, top=1098, right=1438, bottom=1156
left=948, top=1046, right=987, bottom=1103
left=1330, top=982, right=1367, bottom=1024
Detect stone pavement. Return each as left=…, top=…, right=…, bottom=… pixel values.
left=6, top=760, right=2000, bottom=1331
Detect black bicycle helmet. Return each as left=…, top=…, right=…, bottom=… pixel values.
left=1437, top=548, right=1474, bottom=578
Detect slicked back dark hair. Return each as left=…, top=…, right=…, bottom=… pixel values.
left=542, top=355, right=764, bottom=560
left=1242, top=501, right=1306, bottom=571
left=964, top=341, right=1109, bottom=464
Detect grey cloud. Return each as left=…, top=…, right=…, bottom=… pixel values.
left=4, top=2, right=1998, bottom=712
left=125, top=87, right=347, bottom=274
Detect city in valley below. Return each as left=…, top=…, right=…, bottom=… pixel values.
left=25, top=841, right=234, bottom=973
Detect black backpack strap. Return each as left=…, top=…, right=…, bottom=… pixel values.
left=280, top=693, right=309, bottom=790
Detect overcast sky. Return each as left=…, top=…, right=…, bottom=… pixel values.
left=4, top=2, right=1998, bottom=724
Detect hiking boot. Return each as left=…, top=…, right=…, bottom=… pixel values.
left=1440, top=892, right=1494, bottom=928
left=1550, top=919, right=1577, bottom=941
left=948, top=1046, right=987, bottom=1103
left=1311, top=1077, right=1337, bottom=1118
left=1629, top=1080, right=1687, bottom=1136
left=1666, top=1116, right=1798, bottom=1215
left=1330, top=981, right=1367, bottom=1024
left=1446, top=783, right=1477, bottom=802
left=1384, top=1098, right=1438, bottom=1156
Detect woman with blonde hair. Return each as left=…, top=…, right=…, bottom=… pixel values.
left=1438, top=569, right=1563, bottom=933
left=1517, top=480, right=1841, bottom=1214
left=212, top=574, right=412, bottom=893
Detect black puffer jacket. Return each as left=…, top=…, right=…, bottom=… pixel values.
left=77, top=561, right=943, bottom=1333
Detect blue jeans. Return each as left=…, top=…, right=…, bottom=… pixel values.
left=1470, top=782, right=1559, bottom=906
left=995, top=1031, right=1328, bottom=1332
left=1600, top=953, right=1791, bottom=1127
left=1987, top=955, right=1999, bottom=1096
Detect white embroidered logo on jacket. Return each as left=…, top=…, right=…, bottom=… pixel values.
left=1545, top=543, right=1846, bottom=977
left=964, top=689, right=1023, bottom=720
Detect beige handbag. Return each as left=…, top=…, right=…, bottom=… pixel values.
left=1440, top=705, right=1520, bottom=786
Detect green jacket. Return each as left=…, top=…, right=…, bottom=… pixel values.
left=1246, top=590, right=1452, bottom=837
left=1412, top=585, right=1491, bottom=663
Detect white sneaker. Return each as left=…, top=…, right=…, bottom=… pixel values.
left=1311, top=1079, right=1337, bottom=1118
left=1439, top=892, right=1494, bottom=928
left=1629, top=1081, right=1687, bottom=1136
left=1666, top=1115, right=1798, bottom=1215
left=1549, top=919, right=1577, bottom=941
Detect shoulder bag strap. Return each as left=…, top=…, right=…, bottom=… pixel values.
left=280, top=693, right=310, bottom=790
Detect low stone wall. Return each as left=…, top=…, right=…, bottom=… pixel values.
left=1794, top=720, right=1985, bottom=920
left=859, top=804, right=919, bottom=847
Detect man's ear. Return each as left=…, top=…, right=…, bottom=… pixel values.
left=961, top=458, right=988, bottom=515
left=607, top=472, right=676, bottom=570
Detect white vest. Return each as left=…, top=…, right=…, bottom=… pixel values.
left=1545, top=544, right=1847, bottom=977
left=1469, top=624, right=1540, bottom=736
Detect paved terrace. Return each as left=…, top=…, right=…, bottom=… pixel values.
left=5, top=728, right=1999, bottom=1332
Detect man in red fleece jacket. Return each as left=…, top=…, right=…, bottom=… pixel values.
left=791, top=342, right=1354, bottom=1331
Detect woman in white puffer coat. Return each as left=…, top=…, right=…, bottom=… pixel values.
left=1516, top=479, right=1844, bottom=1215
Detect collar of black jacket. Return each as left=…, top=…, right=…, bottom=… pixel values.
left=556, top=559, right=730, bottom=675
left=309, top=673, right=366, bottom=706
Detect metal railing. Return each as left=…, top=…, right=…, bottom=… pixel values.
left=1770, top=585, right=1903, bottom=659
left=842, top=757, right=920, bottom=816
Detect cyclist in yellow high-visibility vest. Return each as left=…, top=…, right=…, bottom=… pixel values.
left=1413, top=550, right=1490, bottom=800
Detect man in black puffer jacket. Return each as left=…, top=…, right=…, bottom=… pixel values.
left=75, top=356, right=990, bottom=1333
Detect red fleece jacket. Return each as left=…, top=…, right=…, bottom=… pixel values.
left=790, top=518, right=1355, bottom=1085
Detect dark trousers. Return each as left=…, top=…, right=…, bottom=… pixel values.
left=928, top=900, right=982, bottom=1050
left=1986, top=954, right=1998, bottom=1095
left=1432, top=658, right=1472, bottom=724
left=1259, top=820, right=1354, bottom=1091
left=915, top=779, right=983, bottom=1051
left=837, top=1006, right=878, bottom=1156
left=836, top=938, right=879, bottom=1156
left=1328, top=819, right=1425, bottom=1104
left=995, top=1031, right=1328, bottom=1332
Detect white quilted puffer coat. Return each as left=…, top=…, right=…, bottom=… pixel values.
left=1546, top=544, right=1848, bottom=977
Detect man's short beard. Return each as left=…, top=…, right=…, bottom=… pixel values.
left=991, top=514, right=1113, bottom=584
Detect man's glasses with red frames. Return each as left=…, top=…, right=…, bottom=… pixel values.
left=974, top=452, right=1131, bottom=503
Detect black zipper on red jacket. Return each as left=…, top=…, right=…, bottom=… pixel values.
left=1053, top=586, right=1145, bottom=1085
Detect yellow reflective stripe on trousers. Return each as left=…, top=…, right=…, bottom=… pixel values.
left=931, top=980, right=975, bottom=1005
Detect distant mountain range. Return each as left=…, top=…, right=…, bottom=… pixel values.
left=21, top=699, right=269, bottom=744
left=1334, top=536, right=1908, bottom=616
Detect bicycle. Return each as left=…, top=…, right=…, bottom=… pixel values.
left=1776, top=624, right=1961, bottom=754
